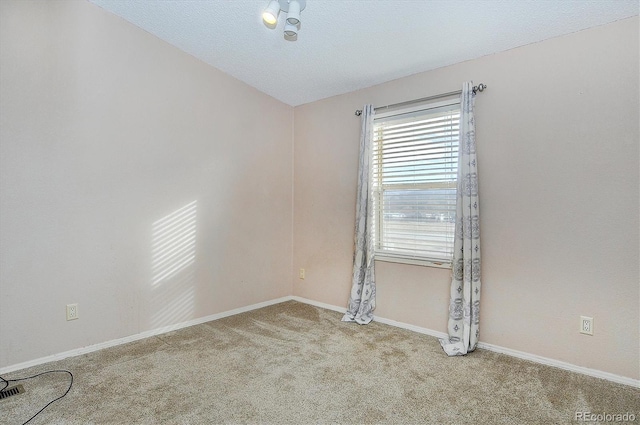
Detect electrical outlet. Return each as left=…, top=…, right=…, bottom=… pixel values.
left=66, top=303, right=79, bottom=321
left=580, top=316, right=593, bottom=335
left=299, top=268, right=305, bottom=279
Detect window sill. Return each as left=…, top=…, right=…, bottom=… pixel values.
left=374, top=255, right=452, bottom=269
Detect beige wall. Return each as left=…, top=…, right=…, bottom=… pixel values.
left=293, top=17, right=639, bottom=380
left=0, top=0, right=293, bottom=368
left=1, top=1, right=637, bottom=382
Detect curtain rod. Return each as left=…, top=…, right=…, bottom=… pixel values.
left=354, top=83, right=487, bottom=116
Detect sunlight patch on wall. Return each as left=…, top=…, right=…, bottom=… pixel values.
left=150, top=200, right=197, bottom=328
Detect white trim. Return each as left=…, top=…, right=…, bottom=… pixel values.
left=375, top=256, right=452, bottom=269
left=0, top=296, right=292, bottom=375
left=3, top=295, right=638, bottom=389
left=289, top=296, right=346, bottom=314
left=475, top=341, right=640, bottom=388
left=291, top=297, right=639, bottom=388
left=373, top=315, right=448, bottom=340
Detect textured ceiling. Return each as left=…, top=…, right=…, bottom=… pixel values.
left=88, top=0, right=639, bottom=106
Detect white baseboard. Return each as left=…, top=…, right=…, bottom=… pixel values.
left=3, top=295, right=638, bottom=389
left=475, top=341, right=640, bottom=388
left=291, top=296, right=639, bottom=388
left=289, top=296, right=346, bottom=314
left=0, top=296, right=292, bottom=375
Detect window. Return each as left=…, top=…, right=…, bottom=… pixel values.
left=372, top=100, right=460, bottom=267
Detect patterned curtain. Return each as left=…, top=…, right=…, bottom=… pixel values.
left=440, top=82, right=482, bottom=355
left=342, top=105, right=376, bottom=325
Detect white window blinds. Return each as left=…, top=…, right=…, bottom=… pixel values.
left=372, top=101, right=460, bottom=264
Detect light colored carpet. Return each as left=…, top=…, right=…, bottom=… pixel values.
left=1, top=301, right=638, bottom=424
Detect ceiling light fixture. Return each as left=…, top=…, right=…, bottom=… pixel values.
left=262, top=0, right=280, bottom=25
left=286, top=0, right=301, bottom=25
left=262, top=0, right=307, bottom=40
left=284, top=22, right=298, bottom=38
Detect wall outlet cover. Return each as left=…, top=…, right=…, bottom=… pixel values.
left=580, top=316, right=593, bottom=335
left=66, top=303, right=79, bottom=321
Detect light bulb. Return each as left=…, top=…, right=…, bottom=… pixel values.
left=262, top=0, right=280, bottom=25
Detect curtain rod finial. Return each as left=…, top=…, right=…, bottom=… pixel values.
left=472, top=83, right=487, bottom=94
left=355, top=110, right=362, bottom=116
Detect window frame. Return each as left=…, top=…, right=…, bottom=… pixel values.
left=372, top=98, right=460, bottom=269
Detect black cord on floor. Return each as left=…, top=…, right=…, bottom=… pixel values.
left=0, top=369, right=73, bottom=425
